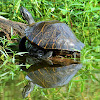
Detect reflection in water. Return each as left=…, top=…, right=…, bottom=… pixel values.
left=20, top=55, right=82, bottom=98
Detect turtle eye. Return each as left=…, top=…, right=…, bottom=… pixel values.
left=25, top=12, right=30, bottom=20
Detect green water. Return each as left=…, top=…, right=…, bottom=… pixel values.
left=0, top=65, right=100, bottom=100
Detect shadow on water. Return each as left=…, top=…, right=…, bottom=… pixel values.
left=19, top=54, right=83, bottom=98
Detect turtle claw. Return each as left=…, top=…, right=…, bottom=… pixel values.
left=43, top=51, right=53, bottom=59
left=73, top=52, right=76, bottom=61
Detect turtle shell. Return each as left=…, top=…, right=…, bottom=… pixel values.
left=25, top=20, right=84, bottom=52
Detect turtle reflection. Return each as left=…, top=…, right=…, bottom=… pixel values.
left=21, top=57, right=82, bottom=98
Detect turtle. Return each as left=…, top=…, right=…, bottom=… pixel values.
left=19, top=7, right=85, bottom=59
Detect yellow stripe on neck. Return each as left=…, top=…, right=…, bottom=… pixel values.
left=29, top=23, right=35, bottom=27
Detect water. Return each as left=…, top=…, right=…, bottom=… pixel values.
left=0, top=72, right=24, bottom=100
left=0, top=66, right=99, bottom=100
left=0, top=55, right=99, bottom=100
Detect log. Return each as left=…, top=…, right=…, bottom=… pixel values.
left=0, top=17, right=27, bottom=39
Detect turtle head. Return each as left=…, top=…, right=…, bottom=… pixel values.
left=20, top=6, right=35, bottom=25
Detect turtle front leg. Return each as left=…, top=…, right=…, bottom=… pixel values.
left=19, top=36, right=27, bottom=52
